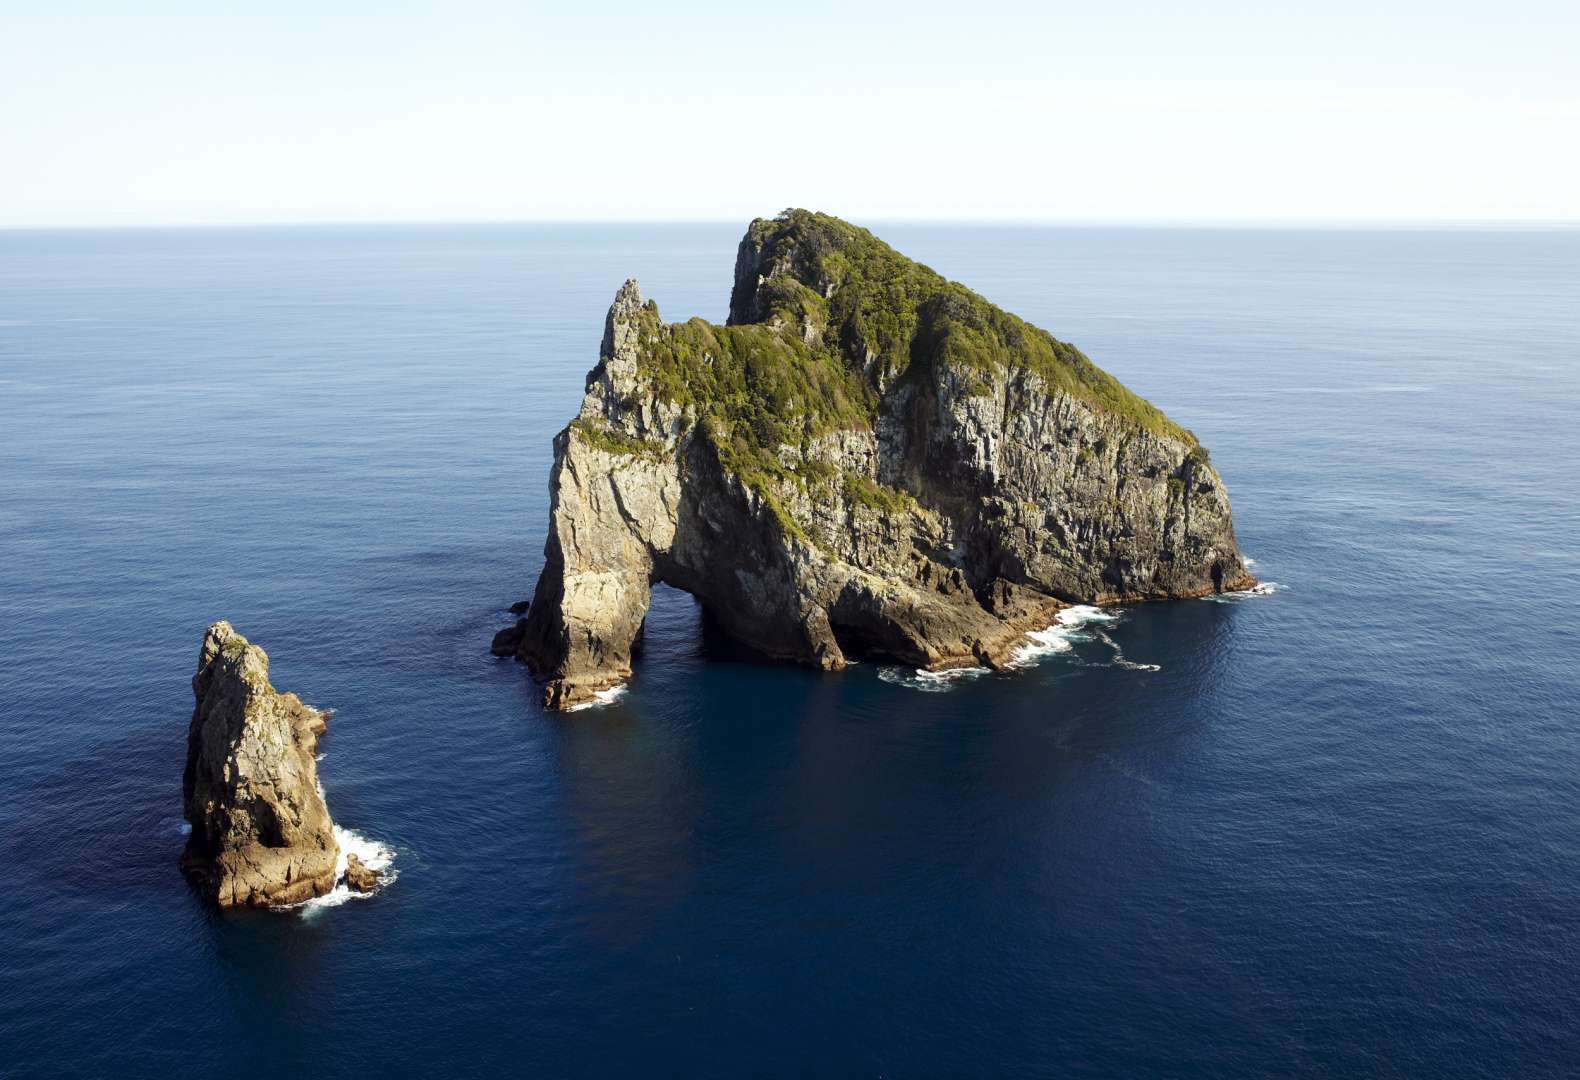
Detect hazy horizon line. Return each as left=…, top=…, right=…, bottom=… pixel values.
left=4, top=215, right=1579, bottom=234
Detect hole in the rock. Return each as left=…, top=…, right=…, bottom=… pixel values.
left=639, top=582, right=705, bottom=664
left=694, top=604, right=789, bottom=665
left=827, top=616, right=897, bottom=663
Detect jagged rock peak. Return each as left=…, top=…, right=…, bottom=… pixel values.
left=180, top=621, right=340, bottom=907
left=511, top=210, right=1255, bottom=709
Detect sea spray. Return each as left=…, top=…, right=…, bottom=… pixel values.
left=877, top=665, right=990, bottom=692
left=297, top=826, right=398, bottom=915
left=1007, top=606, right=1118, bottom=668
left=1092, top=629, right=1161, bottom=672
left=565, top=684, right=628, bottom=712
left=1203, top=581, right=1284, bottom=603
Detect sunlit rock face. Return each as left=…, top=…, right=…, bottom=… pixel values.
left=512, top=211, right=1253, bottom=709
left=181, top=621, right=339, bottom=907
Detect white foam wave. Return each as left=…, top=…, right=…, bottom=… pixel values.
left=1092, top=629, right=1161, bottom=672
left=1056, top=604, right=1118, bottom=627
left=565, top=683, right=628, bottom=712
left=877, top=665, right=989, bottom=692
left=1203, top=581, right=1284, bottom=603
left=876, top=603, right=1169, bottom=690
left=1007, top=605, right=1117, bottom=667
left=296, top=826, right=398, bottom=914
left=1007, top=626, right=1075, bottom=667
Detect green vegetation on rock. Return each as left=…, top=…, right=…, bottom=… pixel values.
left=516, top=214, right=1253, bottom=711
left=635, top=305, right=873, bottom=455
left=619, top=209, right=1195, bottom=538
left=568, top=416, right=665, bottom=460
left=841, top=471, right=913, bottom=516
left=736, top=210, right=1193, bottom=442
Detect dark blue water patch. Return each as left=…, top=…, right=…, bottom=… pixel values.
left=2, top=224, right=1579, bottom=1077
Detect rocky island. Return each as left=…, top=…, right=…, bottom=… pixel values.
left=181, top=621, right=381, bottom=907
left=508, top=210, right=1254, bottom=709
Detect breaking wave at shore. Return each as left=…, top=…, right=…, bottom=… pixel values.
left=1203, top=581, right=1284, bottom=603
left=877, top=664, right=991, bottom=692
left=1007, top=606, right=1118, bottom=668
left=879, top=603, right=1168, bottom=692
left=297, top=827, right=398, bottom=915
left=566, top=684, right=628, bottom=712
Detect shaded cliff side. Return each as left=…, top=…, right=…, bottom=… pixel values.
left=513, top=210, right=1254, bottom=708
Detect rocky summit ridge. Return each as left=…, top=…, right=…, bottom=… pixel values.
left=510, top=210, right=1254, bottom=709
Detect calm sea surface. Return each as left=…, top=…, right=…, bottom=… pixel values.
left=1, top=224, right=1577, bottom=1078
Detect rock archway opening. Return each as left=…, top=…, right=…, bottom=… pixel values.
left=827, top=617, right=890, bottom=664
left=637, top=582, right=706, bottom=666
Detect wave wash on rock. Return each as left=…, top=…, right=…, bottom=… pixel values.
left=513, top=210, right=1255, bottom=709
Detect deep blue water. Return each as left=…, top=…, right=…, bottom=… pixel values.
left=2, top=223, right=1578, bottom=1078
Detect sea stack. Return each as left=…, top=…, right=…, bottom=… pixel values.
left=508, top=210, right=1255, bottom=709
left=181, top=621, right=343, bottom=907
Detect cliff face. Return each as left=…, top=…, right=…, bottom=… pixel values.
left=181, top=621, right=339, bottom=907
left=515, top=211, right=1254, bottom=709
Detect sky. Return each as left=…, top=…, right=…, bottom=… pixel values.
left=1, top=1, right=1577, bottom=226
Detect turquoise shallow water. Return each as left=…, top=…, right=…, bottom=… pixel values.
left=1, top=223, right=1578, bottom=1077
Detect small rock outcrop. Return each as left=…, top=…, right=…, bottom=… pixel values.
left=181, top=621, right=339, bottom=907
left=344, top=853, right=381, bottom=893
left=511, top=210, right=1255, bottom=709
left=490, top=618, right=528, bottom=657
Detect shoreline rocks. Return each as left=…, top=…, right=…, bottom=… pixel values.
left=490, top=617, right=528, bottom=657
left=181, top=621, right=384, bottom=908
left=344, top=852, right=381, bottom=893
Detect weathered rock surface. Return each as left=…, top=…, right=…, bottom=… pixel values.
left=344, top=853, right=380, bottom=893
left=181, top=621, right=339, bottom=907
left=512, top=211, right=1255, bottom=709
left=490, top=617, right=528, bottom=657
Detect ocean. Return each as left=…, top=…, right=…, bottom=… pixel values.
left=1, top=222, right=1577, bottom=1077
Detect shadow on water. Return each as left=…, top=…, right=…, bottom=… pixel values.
left=514, top=592, right=1265, bottom=1075
left=541, top=589, right=1248, bottom=934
